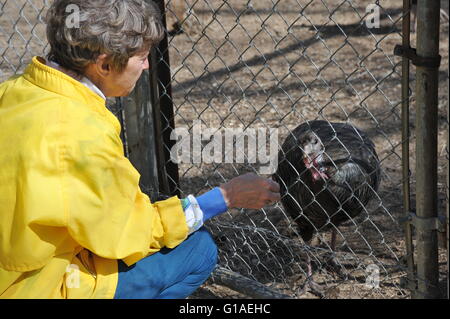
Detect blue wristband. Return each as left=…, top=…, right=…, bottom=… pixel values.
left=196, top=187, right=228, bottom=221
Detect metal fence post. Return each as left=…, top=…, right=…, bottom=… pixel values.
left=119, top=0, right=180, bottom=201
left=400, top=0, right=416, bottom=295
left=152, top=0, right=180, bottom=197
left=446, top=41, right=449, bottom=301
left=414, top=0, right=441, bottom=299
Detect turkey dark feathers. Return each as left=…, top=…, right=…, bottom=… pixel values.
left=274, top=120, right=381, bottom=243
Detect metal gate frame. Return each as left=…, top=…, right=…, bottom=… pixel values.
left=394, top=0, right=446, bottom=299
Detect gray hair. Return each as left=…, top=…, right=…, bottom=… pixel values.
left=46, top=0, right=165, bottom=74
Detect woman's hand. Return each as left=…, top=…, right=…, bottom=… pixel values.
left=219, top=173, right=281, bottom=209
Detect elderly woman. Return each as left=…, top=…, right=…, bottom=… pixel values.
left=0, top=0, right=280, bottom=299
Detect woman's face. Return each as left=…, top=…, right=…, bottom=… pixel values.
left=93, top=50, right=150, bottom=97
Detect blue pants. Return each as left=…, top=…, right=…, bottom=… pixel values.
left=114, top=227, right=218, bottom=299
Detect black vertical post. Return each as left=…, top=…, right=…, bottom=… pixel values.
left=152, top=0, right=180, bottom=197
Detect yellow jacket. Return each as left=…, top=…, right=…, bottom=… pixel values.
left=0, top=57, right=189, bottom=298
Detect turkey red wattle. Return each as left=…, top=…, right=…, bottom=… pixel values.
left=303, top=156, right=329, bottom=181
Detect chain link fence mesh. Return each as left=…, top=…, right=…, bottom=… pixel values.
left=163, top=0, right=448, bottom=299
left=0, top=0, right=448, bottom=299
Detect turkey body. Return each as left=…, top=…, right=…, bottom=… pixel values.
left=274, top=120, right=381, bottom=244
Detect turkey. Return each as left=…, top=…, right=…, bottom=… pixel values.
left=273, top=120, right=381, bottom=297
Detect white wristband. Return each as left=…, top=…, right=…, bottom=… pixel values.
left=183, top=195, right=204, bottom=235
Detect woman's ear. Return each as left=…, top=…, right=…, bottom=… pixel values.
left=95, top=54, right=111, bottom=77
left=82, top=53, right=114, bottom=97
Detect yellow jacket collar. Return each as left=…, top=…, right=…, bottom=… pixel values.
left=23, top=56, right=107, bottom=115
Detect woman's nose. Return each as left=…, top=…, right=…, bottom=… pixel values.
left=143, top=58, right=150, bottom=70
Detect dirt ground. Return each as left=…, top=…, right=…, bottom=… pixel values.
left=0, top=0, right=448, bottom=299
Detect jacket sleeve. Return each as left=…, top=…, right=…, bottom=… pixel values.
left=61, top=113, right=188, bottom=266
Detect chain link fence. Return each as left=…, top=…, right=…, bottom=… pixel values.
left=0, top=0, right=448, bottom=299
left=162, top=0, right=448, bottom=298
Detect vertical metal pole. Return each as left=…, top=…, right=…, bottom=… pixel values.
left=116, top=97, right=130, bottom=158
left=415, top=0, right=440, bottom=299
left=153, top=0, right=181, bottom=197
left=446, top=46, right=449, bottom=301
left=401, top=0, right=416, bottom=296
left=447, top=74, right=449, bottom=301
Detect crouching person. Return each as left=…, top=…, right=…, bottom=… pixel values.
left=0, top=0, right=280, bottom=299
